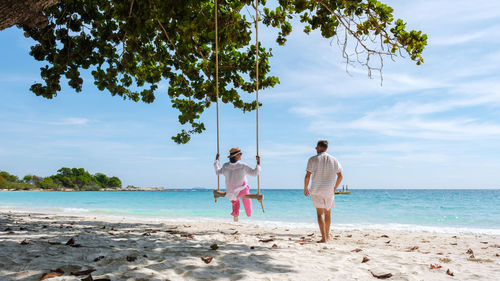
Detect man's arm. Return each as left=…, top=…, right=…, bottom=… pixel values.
left=304, top=171, right=311, bottom=197
left=333, top=172, right=343, bottom=192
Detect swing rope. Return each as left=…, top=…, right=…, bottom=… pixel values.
left=214, top=0, right=263, bottom=211
left=215, top=0, right=220, bottom=192
left=255, top=0, right=260, bottom=195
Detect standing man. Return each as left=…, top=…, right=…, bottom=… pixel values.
left=304, top=140, right=343, bottom=243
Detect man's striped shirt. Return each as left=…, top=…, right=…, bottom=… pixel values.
left=306, top=152, right=342, bottom=196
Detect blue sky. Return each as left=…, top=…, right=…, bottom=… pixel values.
left=1, top=0, right=500, bottom=189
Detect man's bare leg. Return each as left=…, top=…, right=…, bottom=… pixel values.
left=324, top=209, right=331, bottom=240
left=316, top=208, right=327, bottom=242
left=233, top=216, right=238, bottom=222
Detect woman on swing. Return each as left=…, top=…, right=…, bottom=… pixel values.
left=215, top=147, right=261, bottom=222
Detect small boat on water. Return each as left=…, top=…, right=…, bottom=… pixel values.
left=335, top=185, right=351, bottom=195
left=335, top=191, right=350, bottom=195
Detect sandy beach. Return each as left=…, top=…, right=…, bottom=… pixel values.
left=0, top=211, right=499, bottom=281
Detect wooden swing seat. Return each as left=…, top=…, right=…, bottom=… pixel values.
left=214, top=189, right=265, bottom=212
left=213, top=190, right=263, bottom=201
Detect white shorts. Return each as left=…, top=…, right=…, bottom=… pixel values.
left=311, top=194, right=335, bottom=210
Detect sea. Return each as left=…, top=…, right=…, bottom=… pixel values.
left=0, top=189, right=499, bottom=235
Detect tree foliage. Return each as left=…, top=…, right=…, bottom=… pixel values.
left=0, top=168, right=122, bottom=190
left=21, top=0, right=427, bottom=143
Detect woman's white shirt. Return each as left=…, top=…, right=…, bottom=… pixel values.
left=214, top=160, right=260, bottom=200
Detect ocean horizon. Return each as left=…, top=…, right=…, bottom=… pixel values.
left=1, top=189, right=499, bottom=235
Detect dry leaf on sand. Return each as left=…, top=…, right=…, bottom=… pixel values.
left=201, top=256, right=213, bottom=264
left=369, top=270, right=392, bottom=279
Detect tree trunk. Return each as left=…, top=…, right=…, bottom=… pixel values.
left=0, top=0, right=58, bottom=31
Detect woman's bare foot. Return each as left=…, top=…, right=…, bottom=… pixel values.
left=317, top=238, right=326, bottom=243
left=233, top=216, right=239, bottom=222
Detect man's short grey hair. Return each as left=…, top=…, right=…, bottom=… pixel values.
left=317, top=140, right=328, bottom=149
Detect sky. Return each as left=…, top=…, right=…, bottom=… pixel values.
left=1, top=0, right=500, bottom=189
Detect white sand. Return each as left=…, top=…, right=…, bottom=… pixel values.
left=0, top=211, right=499, bottom=281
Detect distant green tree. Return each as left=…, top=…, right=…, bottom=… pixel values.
left=51, top=167, right=75, bottom=187
left=72, top=168, right=92, bottom=188
left=0, top=171, right=19, bottom=183
left=50, top=167, right=92, bottom=188
left=23, top=175, right=32, bottom=183
left=23, top=174, right=43, bottom=186
left=93, top=173, right=109, bottom=188
left=0, top=175, right=7, bottom=189
left=37, top=178, right=52, bottom=189
left=107, top=176, right=122, bottom=188
left=38, top=177, right=55, bottom=189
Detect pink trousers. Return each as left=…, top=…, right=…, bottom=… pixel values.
left=231, top=185, right=252, bottom=217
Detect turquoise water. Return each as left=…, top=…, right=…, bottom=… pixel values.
left=0, top=189, right=499, bottom=234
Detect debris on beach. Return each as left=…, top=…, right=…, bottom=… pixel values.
left=407, top=246, right=419, bottom=252
left=307, top=233, right=314, bottom=236
left=346, top=234, right=352, bottom=238
left=231, top=231, right=238, bottom=235
left=295, top=238, right=306, bottom=245
left=259, top=238, right=274, bottom=243
left=351, top=248, right=363, bottom=252
left=429, top=264, right=442, bottom=269
left=272, top=244, right=278, bottom=248
left=142, top=232, right=151, bottom=236
left=20, top=239, right=30, bottom=245
left=480, top=241, right=488, bottom=244
left=81, top=276, right=93, bottom=281
left=436, top=252, right=444, bottom=255
left=93, top=256, right=105, bottom=262
left=446, top=269, right=454, bottom=276
left=450, top=242, right=457, bottom=245
left=201, top=256, right=213, bottom=264
left=40, top=268, right=64, bottom=280
left=369, top=270, right=392, bottom=279
left=385, top=240, right=391, bottom=244
left=81, top=276, right=111, bottom=281
left=210, top=243, right=219, bottom=250
left=362, top=257, right=370, bottom=263
left=250, top=246, right=255, bottom=249
left=66, top=237, right=76, bottom=245
left=381, top=235, right=389, bottom=238
left=48, top=241, right=62, bottom=245
left=181, top=234, right=194, bottom=239
left=466, top=249, right=474, bottom=255
left=71, top=269, right=96, bottom=276
left=126, top=256, right=137, bottom=262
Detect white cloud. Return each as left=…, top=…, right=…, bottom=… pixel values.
left=259, top=143, right=312, bottom=158
left=338, top=117, right=500, bottom=141
left=137, top=156, right=195, bottom=161
left=431, top=25, right=500, bottom=46
left=46, top=117, right=90, bottom=126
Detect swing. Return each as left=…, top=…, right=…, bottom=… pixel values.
left=212, top=0, right=265, bottom=213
